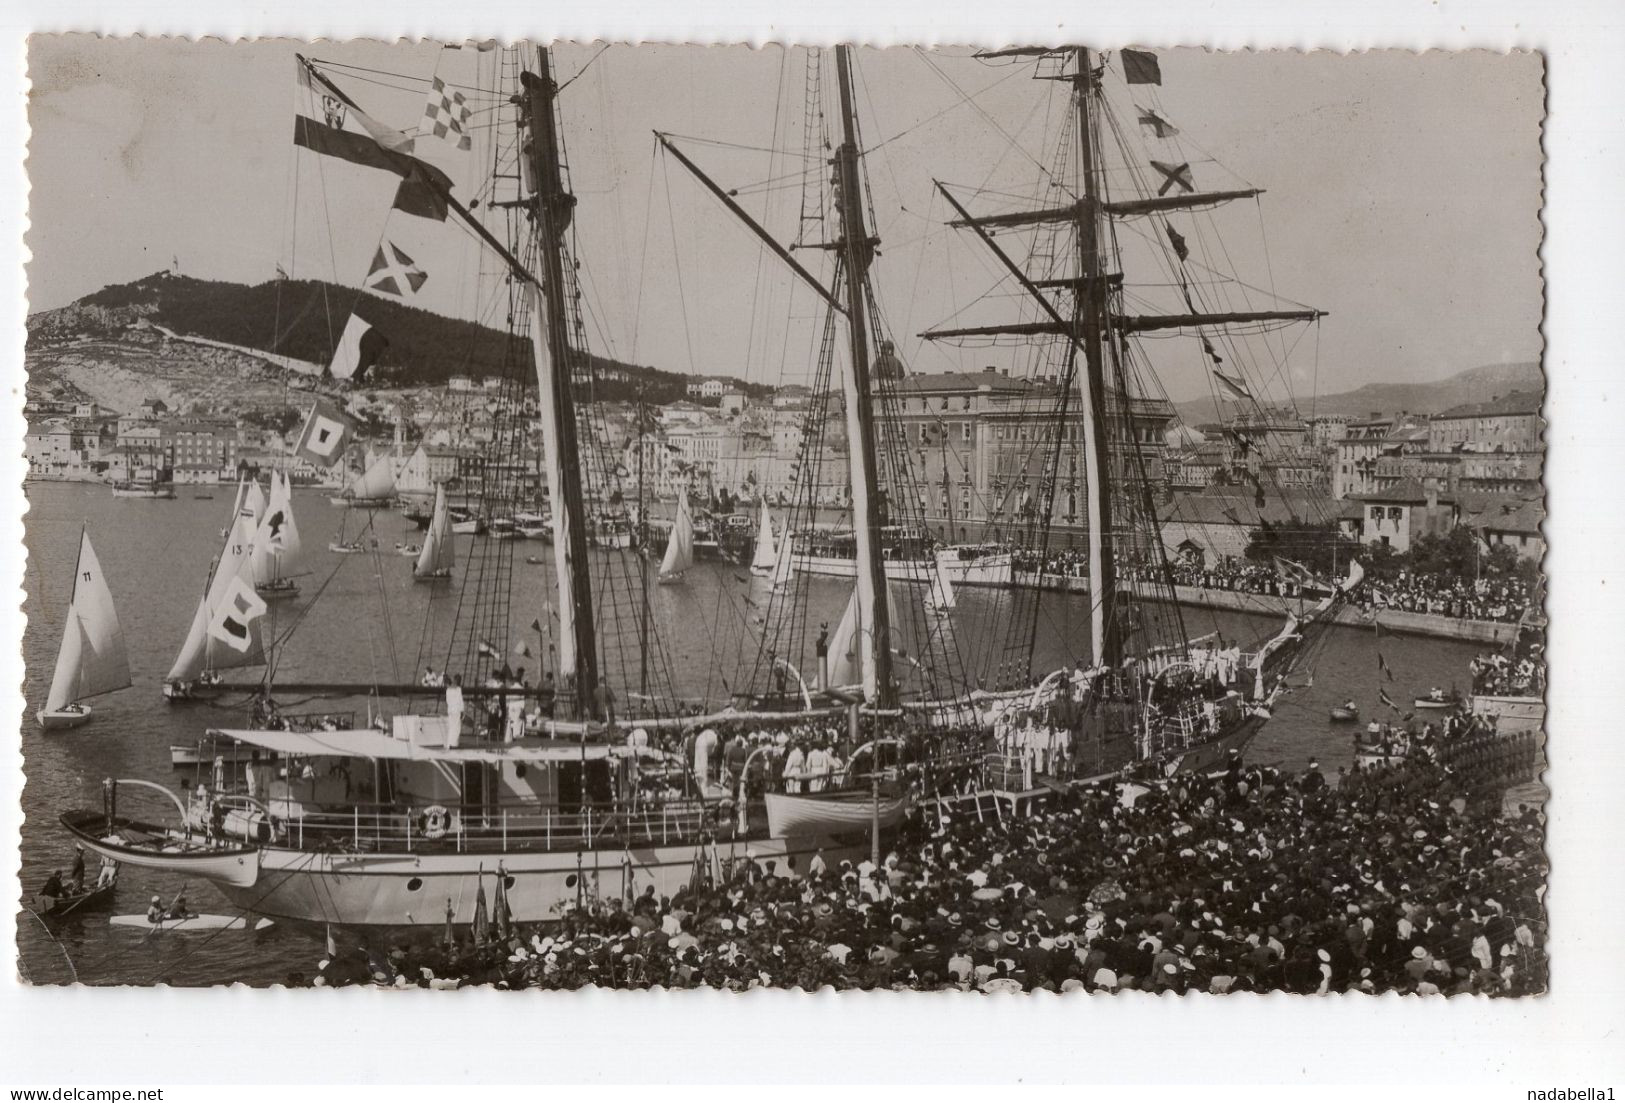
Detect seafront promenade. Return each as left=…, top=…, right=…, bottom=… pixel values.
left=1014, top=573, right=1519, bottom=645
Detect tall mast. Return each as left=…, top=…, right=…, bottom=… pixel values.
left=832, top=46, right=894, bottom=707
left=520, top=49, right=599, bottom=717
left=1072, top=47, right=1118, bottom=669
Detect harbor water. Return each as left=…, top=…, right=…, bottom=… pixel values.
left=16, top=480, right=1488, bottom=985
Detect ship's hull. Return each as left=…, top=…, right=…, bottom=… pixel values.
left=222, top=834, right=866, bottom=926
left=793, top=553, right=1012, bottom=586
left=112, top=486, right=175, bottom=499
left=37, top=706, right=94, bottom=731
left=61, top=810, right=872, bottom=926
left=1471, top=693, right=1545, bottom=733
left=1155, top=712, right=1269, bottom=777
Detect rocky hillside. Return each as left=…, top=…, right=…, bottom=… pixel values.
left=26, top=271, right=767, bottom=406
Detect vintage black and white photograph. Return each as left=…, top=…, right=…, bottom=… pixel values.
left=16, top=38, right=1548, bottom=996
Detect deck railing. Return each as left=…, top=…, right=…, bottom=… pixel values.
left=270, top=796, right=730, bottom=854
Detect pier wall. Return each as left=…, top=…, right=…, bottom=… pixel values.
left=1014, top=573, right=1517, bottom=645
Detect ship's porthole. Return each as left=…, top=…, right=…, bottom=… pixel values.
left=786, top=854, right=798, bottom=872
left=503, top=875, right=515, bottom=890
left=406, top=877, right=423, bottom=892
left=515, top=763, right=527, bottom=779
left=565, top=873, right=578, bottom=888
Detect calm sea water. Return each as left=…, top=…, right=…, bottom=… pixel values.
left=15, top=480, right=1484, bottom=985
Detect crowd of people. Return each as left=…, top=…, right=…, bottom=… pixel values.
left=1371, top=570, right=1534, bottom=623
left=1471, top=647, right=1546, bottom=697
left=306, top=745, right=1548, bottom=995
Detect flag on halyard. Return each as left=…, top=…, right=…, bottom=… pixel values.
left=365, top=240, right=427, bottom=298
left=295, top=399, right=353, bottom=466
left=1151, top=160, right=1195, bottom=196
left=1121, top=49, right=1162, bottom=85
left=1203, top=337, right=1225, bottom=365
left=424, top=76, right=473, bottom=151
left=477, top=640, right=500, bottom=659
left=1378, top=651, right=1395, bottom=682
left=1379, top=688, right=1400, bottom=711
left=294, top=58, right=453, bottom=221
left=1137, top=107, right=1178, bottom=138
left=1164, top=222, right=1190, bottom=262
left=327, top=313, right=390, bottom=382
left=1213, top=369, right=1252, bottom=402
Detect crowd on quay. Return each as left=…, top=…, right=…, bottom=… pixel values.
left=1471, top=647, right=1546, bottom=697
left=1369, top=570, right=1534, bottom=623
left=1355, top=708, right=1543, bottom=788
left=306, top=746, right=1548, bottom=995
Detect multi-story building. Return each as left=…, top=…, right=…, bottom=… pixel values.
left=1351, top=479, right=1458, bottom=554
left=1428, top=390, right=1543, bottom=453
left=880, top=366, right=1174, bottom=544
left=168, top=416, right=240, bottom=484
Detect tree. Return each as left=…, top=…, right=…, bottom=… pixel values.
left=1244, top=518, right=1361, bottom=580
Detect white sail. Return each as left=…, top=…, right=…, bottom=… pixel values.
left=824, top=586, right=862, bottom=690
left=928, top=554, right=957, bottom=611
left=750, top=507, right=777, bottom=574
left=243, top=479, right=267, bottom=524
left=660, top=491, right=695, bottom=579
left=347, top=449, right=398, bottom=501
left=250, top=472, right=300, bottom=584
left=277, top=471, right=303, bottom=568
left=167, top=510, right=267, bottom=680
left=415, top=485, right=455, bottom=578
left=44, top=530, right=131, bottom=712
left=770, top=531, right=795, bottom=591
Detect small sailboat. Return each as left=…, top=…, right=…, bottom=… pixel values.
left=38, top=528, right=132, bottom=730
left=252, top=471, right=302, bottom=601
left=658, top=489, right=695, bottom=584
left=750, top=506, right=778, bottom=576
left=414, top=485, right=455, bottom=582
left=926, top=554, right=957, bottom=612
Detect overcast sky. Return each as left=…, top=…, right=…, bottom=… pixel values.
left=25, top=38, right=1544, bottom=401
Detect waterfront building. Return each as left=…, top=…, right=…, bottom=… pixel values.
left=1351, top=479, right=1458, bottom=554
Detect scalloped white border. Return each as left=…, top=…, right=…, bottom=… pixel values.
left=1, top=0, right=1619, bottom=1090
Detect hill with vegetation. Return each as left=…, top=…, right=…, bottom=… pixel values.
left=28, top=272, right=768, bottom=405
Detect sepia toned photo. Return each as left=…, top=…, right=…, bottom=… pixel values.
left=17, top=38, right=1547, bottom=995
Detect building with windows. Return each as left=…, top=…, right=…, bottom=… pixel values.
left=1351, top=479, right=1458, bottom=554
left=879, top=366, right=1174, bottom=544
left=1428, top=390, right=1543, bottom=453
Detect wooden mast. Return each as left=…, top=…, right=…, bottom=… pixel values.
left=520, top=49, right=599, bottom=718
left=831, top=46, right=894, bottom=708
left=1073, top=47, right=1118, bottom=669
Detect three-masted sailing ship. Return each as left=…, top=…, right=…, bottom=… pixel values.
left=60, top=44, right=1363, bottom=928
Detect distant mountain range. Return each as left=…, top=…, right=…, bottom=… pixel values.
left=1173, top=360, right=1544, bottom=427
left=26, top=272, right=768, bottom=405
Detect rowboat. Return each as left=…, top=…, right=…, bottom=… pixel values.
left=110, top=914, right=274, bottom=933
left=1329, top=704, right=1360, bottom=722
left=34, top=876, right=117, bottom=919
